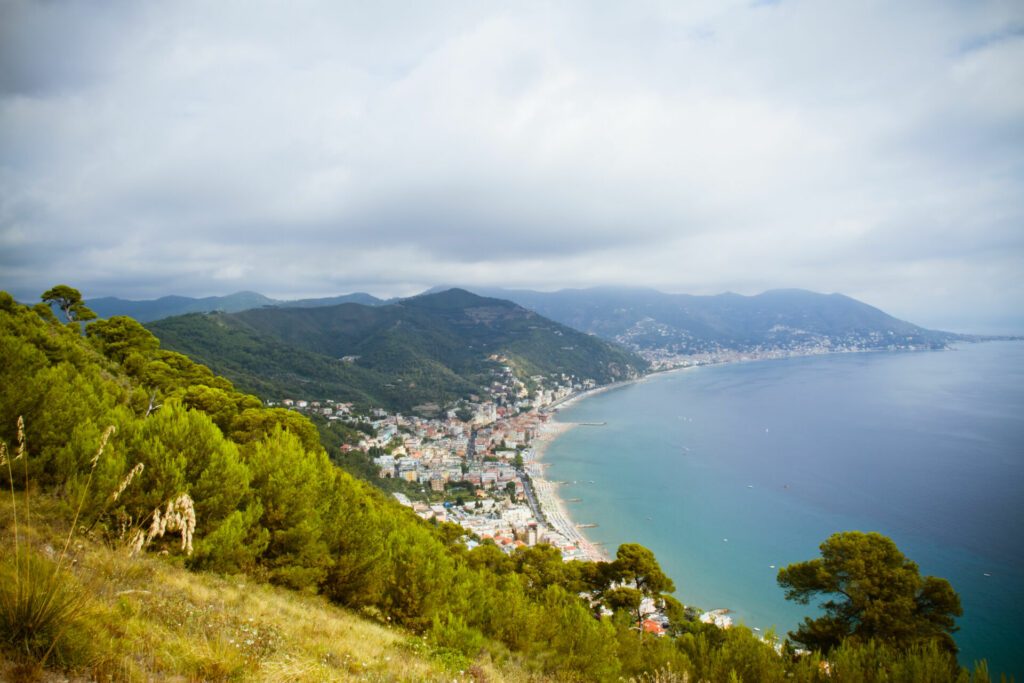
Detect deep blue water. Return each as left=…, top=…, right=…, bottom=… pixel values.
left=544, top=342, right=1024, bottom=676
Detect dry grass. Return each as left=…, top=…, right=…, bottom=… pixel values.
left=0, top=415, right=535, bottom=682
left=1, top=497, right=537, bottom=682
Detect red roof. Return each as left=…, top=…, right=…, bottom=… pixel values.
left=642, top=620, right=666, bottom=635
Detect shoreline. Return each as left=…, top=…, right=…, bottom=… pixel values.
left=524, top=346, right=950, bottom=566
left=526, top=369, right=699, bottom=563
left=527, top=419, right=610, bottom=561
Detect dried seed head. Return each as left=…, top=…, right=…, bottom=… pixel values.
left=130, top=492, right=197, bottom=557
left=0, top=442, right=7, bottom=467
left=110, top=462, right=144, bottom=502
left=14, top=415, right=25, bottom=461
left=127, top=529, right=145, bottom=557
left=90, top=425, right=116, bottom=469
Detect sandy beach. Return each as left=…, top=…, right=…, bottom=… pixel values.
left=526, top=366, right=727, bottom=562
left=525, top=367, right=709, bottom=563
left=527, top=412, right=609, bottom=562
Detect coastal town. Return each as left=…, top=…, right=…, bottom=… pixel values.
left=271, top=364, right=605, bottom=562
left=264, top=338, right=957, bottom=637
left=271, top=360, right=745, bottom=632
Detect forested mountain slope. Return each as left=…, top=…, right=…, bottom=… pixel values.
left=147, top=289, right=645, bottom=411
left=1, top=287, right=993, bottom=681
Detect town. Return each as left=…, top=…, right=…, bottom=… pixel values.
left=269, top=360, right=746, bottom=634
left=269, top=363, right=603, bottom=563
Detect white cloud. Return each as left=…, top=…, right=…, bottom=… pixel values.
left=0, top=0, right=1021, bottom=330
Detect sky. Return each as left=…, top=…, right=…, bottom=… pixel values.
left=1, top=1, right=1022, bottom=333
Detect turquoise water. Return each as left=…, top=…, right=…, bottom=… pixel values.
left=544, top=342, right=1024, bottom=676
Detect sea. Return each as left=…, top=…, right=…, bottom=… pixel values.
left=543, top=341, right=1024, bottom=676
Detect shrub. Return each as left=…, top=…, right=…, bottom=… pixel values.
left=0, top=549, right=87, bottom=666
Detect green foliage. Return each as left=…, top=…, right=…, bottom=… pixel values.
left=0, top=414, right=111, bottom=671
left=146, top=289, right=647, bottom=412
left=230, top=406, right=322, bottom=453
left=778, top=531, right=963, bottom=654
left=609, top=542, right=676, bottom=625
left=0, top=288, right=1002, bottom=682
left=190, top=505, right=268, bottom=573
left=85, top=315, right=159, bottom=362
left=824, top=639, right=965, bottom=683
left=513, top=544, right=570, bottom=597
left=42, top=284, right=96, bottom=324
left=427, top=612, right=486, bottom=660
left=0, top=550, right=87, bottom=666
left=243, top=427, right=332, bottom=590
left=115, top=403, right=250, bottom=539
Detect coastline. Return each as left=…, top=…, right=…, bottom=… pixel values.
left=527, top=369, right=701, bottom=563
left=527, top=418, right=609, bottom=561
left=522, top=347, right=930, bottom=566
left=524, top=344, right=999, bottom=641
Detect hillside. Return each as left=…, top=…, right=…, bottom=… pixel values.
left=88, top=285, right=960, bottom=358
left=466, top=286, right=958, bottom=354
left=0, top=501, right=515, bottom=682
left=147, top=289, right=646, bottom=411
left=0, top=287, right=998, bottom=682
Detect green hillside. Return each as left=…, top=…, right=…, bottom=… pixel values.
left=1, top=287, right=999, bottom=681
left=147, top=289, right=646, bottom=411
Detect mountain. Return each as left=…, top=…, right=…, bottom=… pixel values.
left=461, top=286, right=958, bottom=355
left=87, top=291, right=385, bottom=322
left=146, top=289, right=646, bottom=412
left=283, top=292, right=385, bottom=308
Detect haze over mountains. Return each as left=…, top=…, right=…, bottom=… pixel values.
left=87, top=291, right=384, bottom=322
left=82, top=285, right=969, bottom=414
left=465, top=286, right=959, bottom=354
left=95, top=285, right=960, bottom=355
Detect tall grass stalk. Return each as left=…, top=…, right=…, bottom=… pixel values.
left=0, top=418, right=116, bottom=670
left=55, top=425, right=114, bottom=572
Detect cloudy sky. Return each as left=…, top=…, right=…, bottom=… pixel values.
left=1, top=1, right=1022, bottom=332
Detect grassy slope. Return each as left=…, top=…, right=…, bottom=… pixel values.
left=1, top=501, right=529, bottom=683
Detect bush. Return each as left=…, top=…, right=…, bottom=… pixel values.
left=0, top=549, right=88, bottom=667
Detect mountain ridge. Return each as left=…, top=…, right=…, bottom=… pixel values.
left=146, top=288, right=646, bottom=413
left=87, top=290, right=386, bottom=321
left=94, top=285, right=980, bottom=360
left=460, top=286, right=960, bottom=355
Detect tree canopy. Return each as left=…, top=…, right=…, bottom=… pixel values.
left=778, top=531, right=962, bottom=653
left=1, top=286, right=999, bottom=681
left=42, top=284, right=96, bottom=323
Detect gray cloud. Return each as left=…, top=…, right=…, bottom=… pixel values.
left=1, top=0, right=1022, bottom=332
